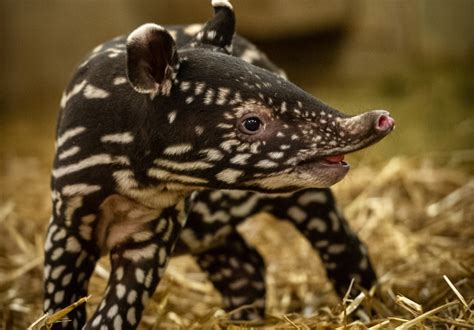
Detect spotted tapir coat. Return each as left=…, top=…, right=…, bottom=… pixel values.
left=43, top=1, right=395, bottom=328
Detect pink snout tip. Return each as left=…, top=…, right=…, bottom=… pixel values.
left=376, top=113, right=395, bottom=131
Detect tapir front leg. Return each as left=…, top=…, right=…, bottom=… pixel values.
left=44, top=191, right=104, bottom=330
left=85, top=198, right=183, bottom=329
left=44, top=221, right=99, bottom=329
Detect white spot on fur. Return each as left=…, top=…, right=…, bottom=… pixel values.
left=57, top=126, right=86, bottom=148
left=79, top=224, right=92, bottom=240
left=192, top=201, right=231, bottom=223
left=107, top=304, right=118, bottom=318
left=131, top=231, right=153, bottom=242
left=53, top=154, right=129, bottom=178
left=116, top=267, right=124, bottom=281
left=53, top=228, right=67, bottom=241
left=62, top=184, right=101, bottom=196
left=101, top=132, right=134, bottom=144
left=298, top=191, right=327, bottom=205
left=204, top=88, right=215, bottom=105
left=230, top=153, right=252, bottom=165
left=168, top=111, right=177, bottom=124
left=230, top=194, right=261, bottom=217
left=328, top=244, right=346, bottom=254
left=127, top=290, right=137, bottom=305
left=60, top=80, right=87, bottom=108
left=51, top=265, right=66, bottom=280
left=75, top=251, right=87, bottom=268
left=163, top=143, right=193, bottom=156
left=54, top=290, right=65, bottom=304
left=329, top=211, right=340, bottom=231
left=83, top=84, right=110, bottom=99
left=160, top=79, right=172, bottom=96
left=250, top=142, right=261, bottom=154
left=135, top=268, right=145, bottom=284
left=268, top=152, right=284, bottom=159
left=127, top=307, right=137, bottom=326
left=51, top=247, right=64, bottom=261
left=199, top=148, right=224, bottom=161
left=229, top=278, right=249, bottom=290
left=113, top=315, right=123, bottom=328
left=180, top=81, right=191, bottom=91
left=91, top=315, right=101, bottom=327
left=158, top=247, right=167, bottom=265
left=217, top=123, right=233, bottom=129
left=195, top=126, right=204, bottom=135
left=216, top=168, right=243, bottom=184
left=58, top=146, right=80, bottom=160
left=254, top=159, right=278, bottom=169
left=216, top=87, right=230, bottom=105
left=113, top=76, right=127, bottom=85
left=154, top=159, right=212, bottom=171
left=65, top=236, right=81, bottom=253
left=287, top=206, right=307, bottom=223
left=220, top=139, right=240, bottom=152
left=194, top=82, right=206, bottom=95
left=308, top=217, right=327, bottom=232
left=123, top=244, right=158, bottom=262
left=116, top=284, right=126, bottom=299
left=148, top=168, right=208, bottom=184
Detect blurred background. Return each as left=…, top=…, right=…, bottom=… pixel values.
left=1, top=0, right=473, bottom=161
left=0, top=0, right=473, bottom=328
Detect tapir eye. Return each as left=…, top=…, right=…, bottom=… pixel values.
left=240, top=116, right=263, bottom=134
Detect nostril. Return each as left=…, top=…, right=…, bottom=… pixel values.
left=376, top=114, right=395, bottom=131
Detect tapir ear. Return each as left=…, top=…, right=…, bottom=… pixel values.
left=126, top=23, right=179, bottom=94
left=190, top=0, right=235, bottom=54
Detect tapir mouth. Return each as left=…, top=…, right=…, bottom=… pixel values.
left=298, top=154, right=349, bottom=168
left=322, top=154, right=348, bottom=166
left=297, top=154, right=350, bottom=171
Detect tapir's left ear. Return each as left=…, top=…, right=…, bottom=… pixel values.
left=126, top=23, right=179, bottom=94
left=190, top=0, right=235, bottom=54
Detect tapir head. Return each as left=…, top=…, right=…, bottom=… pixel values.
left=125, top=0, right=395, bottom=193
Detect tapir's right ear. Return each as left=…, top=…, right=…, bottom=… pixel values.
left=126, top=23, right=179, bottom=95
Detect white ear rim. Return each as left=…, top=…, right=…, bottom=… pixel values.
left=126, top=23, right=166, bottom=45
left=211, top=0, right=233, bottom=10
left=126, top=23, right=176, bottom=95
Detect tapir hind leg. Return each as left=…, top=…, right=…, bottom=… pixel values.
left=268, top=188, right=377, bottom=295
left=194, top=230, right=266, bottom=320
left=188, top=187, right=377, bottom=317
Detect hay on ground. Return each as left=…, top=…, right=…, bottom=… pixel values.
left=0, top=152, right=473, bottom=329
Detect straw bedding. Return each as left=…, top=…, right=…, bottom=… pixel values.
left=1, top=152, right=472, bottom=329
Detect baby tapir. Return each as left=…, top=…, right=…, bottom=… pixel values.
left=44, top=0, right=395, bottom=328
